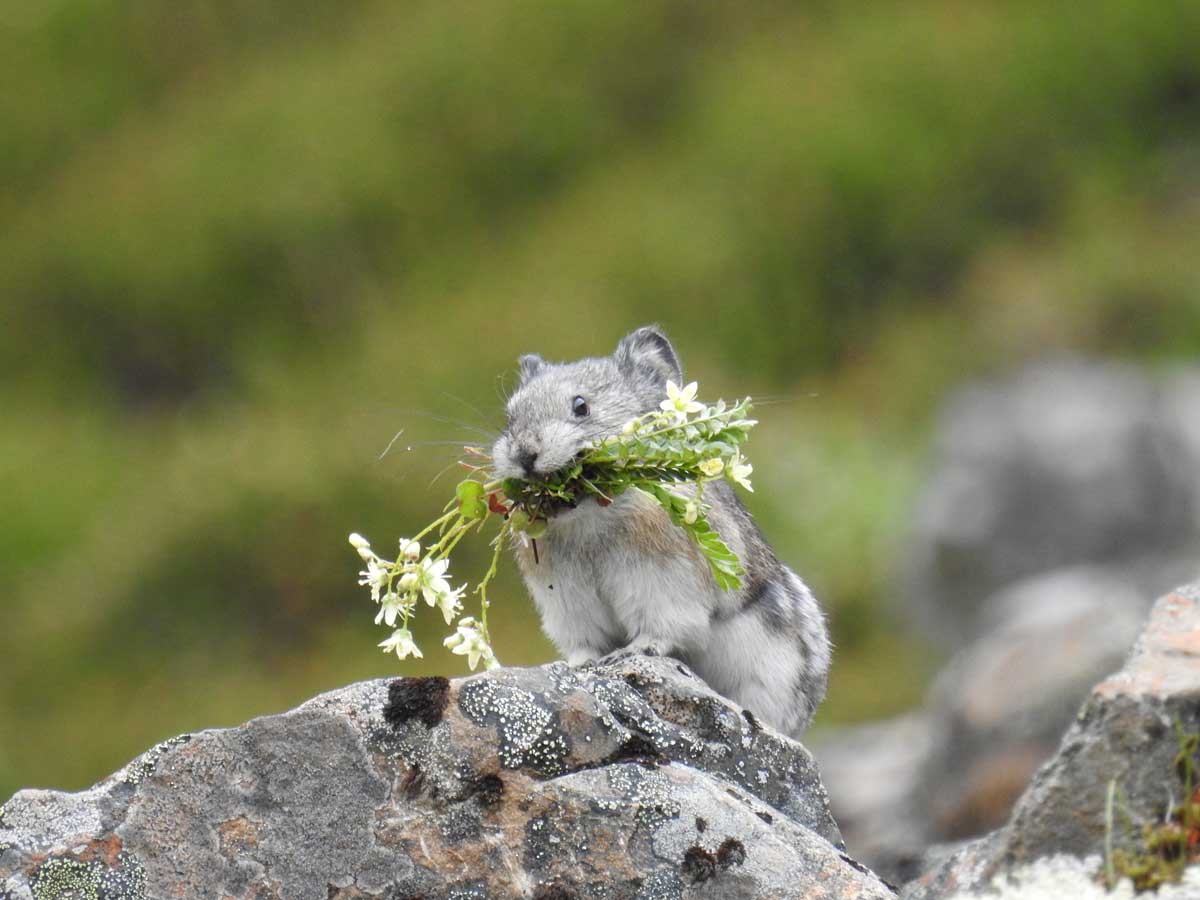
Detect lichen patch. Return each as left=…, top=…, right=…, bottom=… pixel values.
left=459, top=680, right=570, bottom=776
left=28, top=851, right=145, bottom=900
left=120, top=735, right=191, bottom=786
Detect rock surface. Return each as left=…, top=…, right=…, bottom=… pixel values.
left=904, top=581, right=1200, bottom=899
left=0, top=655, right=890, bottom=899
left=943, top=854, right=1200, bottom=900
left=815, top=566, right=1151, bottom=880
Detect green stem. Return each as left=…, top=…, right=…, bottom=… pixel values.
left=598, top=402, right=751, bottom=451
left=577, top=475, right=612, bottom=502
left=475, top=519, right=510, bottom=638
left=412, top=508, right=459, bottom=543
left=429, top=515, right=472, bottom=559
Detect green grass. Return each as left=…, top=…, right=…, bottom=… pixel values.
left=2, top=0, right=1199, bottom=799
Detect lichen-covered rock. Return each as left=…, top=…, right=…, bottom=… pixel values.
left=0, top=655, right=889, bottom=899
left=904, top=582, right=1200, bottom=899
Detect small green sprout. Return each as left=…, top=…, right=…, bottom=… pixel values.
left=350, top=381, right=757, bottom=670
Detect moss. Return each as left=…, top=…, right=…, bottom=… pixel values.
left=681, top=846, right=717, bottom=883
left=532, top=884, right=579, bottom=900
left=716, top=837, right=747, bottom=869
left=385, top=677, right=450, bottom=729
left=1106, top=723, right=1200, bottom=892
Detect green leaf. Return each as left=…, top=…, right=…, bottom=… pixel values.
left=456, top=480, right=487, bottom=520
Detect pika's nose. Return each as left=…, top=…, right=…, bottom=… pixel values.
left=515, top=446, right=539, bottom=476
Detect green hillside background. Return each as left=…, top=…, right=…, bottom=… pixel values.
left=3, top=0, right=1199, bottom=801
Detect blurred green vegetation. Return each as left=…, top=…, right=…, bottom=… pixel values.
left=3, top=0, right=1199, bottom=800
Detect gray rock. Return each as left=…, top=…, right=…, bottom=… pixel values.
left=0, top=655, right=890, bottom=899
left=943, top=854, right=1200, bottom=900
left=809, top=712, right=936, bottom=883
left=815, top=566, right=1150, bottom=881
left=902, top=360, right=1200, bottom=646
left=914, top=567, right=1149, bottom=842
left=904, top=582, right=1200, bottom=899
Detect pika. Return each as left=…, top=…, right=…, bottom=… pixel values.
left=491, top=326, right=831, bottom=737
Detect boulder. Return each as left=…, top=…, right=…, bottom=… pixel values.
left=814, top=566, right=1149, bottom=881
left=904, top=581, right=1200, bottom=899
left=902, top=360, right=1200, bottom=647
left=0, top=655, right=891, bottom=899
left=913, top=567, right=1149, bottom=842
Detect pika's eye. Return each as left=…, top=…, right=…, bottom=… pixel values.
left=571, top=395, right=589, bottom=417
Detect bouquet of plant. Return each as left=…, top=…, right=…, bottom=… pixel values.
left=349, top=380, right=757, bottom=671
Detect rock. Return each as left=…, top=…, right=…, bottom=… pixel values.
left=913, top=567, right=1149, bottom=842
left=944, top=854, right=1200, bottom=900
left=902, top=360, right=1200, bottom=646
left=808, top=712, right=936, bottom=884
left=0, top=655, right=891, bottom=899
left=815, top=566, right=1149, bottom=881
left=904, top=582, right=1200, bottom=899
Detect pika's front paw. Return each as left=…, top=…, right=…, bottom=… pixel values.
left=565, top=649, right=602, bottom=666
left=598, top=642, right=666, bottom=665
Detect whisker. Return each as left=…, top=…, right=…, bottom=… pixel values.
left=405, top=440, right=488, bottom=448
left=751, top=392, right=821, bottom=406
left=428, top=457, right=473, bottom=489
left=376, top=407, right=498, bottom=441
left=438, top=390, right=503, bottom=433
left=495, top=371, right=515, bottom=405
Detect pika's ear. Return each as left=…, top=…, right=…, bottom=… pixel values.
left=518, top=353, right=545, bottom=382
left=615, top=325, right=682, bottom=384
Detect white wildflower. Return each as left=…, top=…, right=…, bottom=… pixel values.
left=358, top=556, right=390, bottom=603
left=348, top=532, right=376, bottom=562
left=417, top=557, right=452, bottom=606
left=399, top=538, right=421, bottom=561
left=728, top=452, right=754, bottom=492
left=378, top=628, right=422, bottom=660
left=444, top=617, right=496, bottom=671
left=660, top=380, right=703, bottom=422
left=374, top=592, right=404, bottom=627
left=683, top=499, right=700, bottom=525
left=398, top=571, right=419, bottom=592
left=698, top=457, right=724, bottom=477
left=436, top=585, right=466, bottom=626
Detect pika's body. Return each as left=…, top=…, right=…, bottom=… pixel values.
left=492, top=326, right=831, bottom=736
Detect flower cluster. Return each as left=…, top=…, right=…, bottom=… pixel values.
left=348, top=532, right=475, bottom=664
left=350, top=380, right=757, bottom=669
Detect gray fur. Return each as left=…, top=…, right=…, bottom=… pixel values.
left=492, top=325, right=832, bottom=737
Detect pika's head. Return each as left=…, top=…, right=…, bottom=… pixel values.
left=492, top=325, right=682, bottom=479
